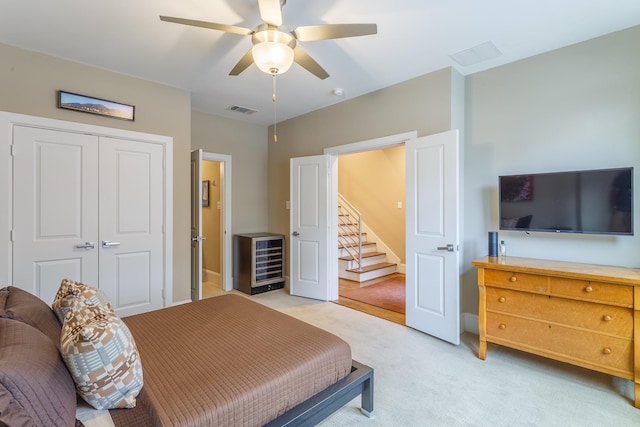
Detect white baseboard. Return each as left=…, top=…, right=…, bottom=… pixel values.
left=462, top=313, right=479, bottom=335
left=172, top=299, right=192, bottom=306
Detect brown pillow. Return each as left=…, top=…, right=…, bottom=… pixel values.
left=0, top=286, right=62, bottom=350
left=0, top=318, right=77, bottom=426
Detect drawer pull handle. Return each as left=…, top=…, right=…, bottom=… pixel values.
left=602, top=347, right=612, bottom=355
left=585, top=285, right=593, bottom=293
left=510, top=276, right=517, bottom=282
left=498, top=297, right=506, bottom=303
left=499, top=323, right=506, bottom=330
left=603, top=315, right=613, bottom=322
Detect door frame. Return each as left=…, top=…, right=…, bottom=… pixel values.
left=201, top=152, right=233, bottom=292
left=0, top=111, right=173, bottom=305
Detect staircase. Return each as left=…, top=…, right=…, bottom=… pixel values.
left=338, top=194, right=397, bottom=282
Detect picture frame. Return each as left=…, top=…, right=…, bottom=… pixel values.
left=202, top=180, right=210, bottom=207
left=57, top=90, right=135, bottom=121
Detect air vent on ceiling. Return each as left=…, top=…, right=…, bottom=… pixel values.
left=227, top=105, right=259, bottom=115
left=450, top=41, right=502, bottom=67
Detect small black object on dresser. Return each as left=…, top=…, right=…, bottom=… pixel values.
left=233, top=233, right=285, bottom=295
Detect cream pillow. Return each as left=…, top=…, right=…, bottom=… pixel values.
left=61, top=299, right=143, bottom=410
left=52, top=278, right=112, bottom=323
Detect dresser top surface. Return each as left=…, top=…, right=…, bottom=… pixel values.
left=472, top=256, right=640, bottom=286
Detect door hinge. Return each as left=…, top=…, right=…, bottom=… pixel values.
left=9, top=229, right=13, bottom=242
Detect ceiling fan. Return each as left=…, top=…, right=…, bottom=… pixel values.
left=160, top=0, right=377, bottom=79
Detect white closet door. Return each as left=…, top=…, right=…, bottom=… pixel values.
left=99, top=138, right=164, bottom=316
left=12, top=126, right=100, bottom=304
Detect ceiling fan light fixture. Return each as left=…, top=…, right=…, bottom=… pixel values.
left=252, top=29, right=296, bottom=75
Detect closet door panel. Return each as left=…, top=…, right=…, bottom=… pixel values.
left=99, top=138, right=164, bottom=316
left=12, top=126, right=99, bottom=304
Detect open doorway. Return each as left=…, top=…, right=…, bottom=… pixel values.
left=191, top=150, right=232, bottom=301
left=201, top=159, right=222, bottom=295
left=292, top=130, right=461, bottom=343
left=325, top=134, right=415, bottom=324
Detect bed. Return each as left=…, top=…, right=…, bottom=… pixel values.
left=0, top=285, right=373, bottom=427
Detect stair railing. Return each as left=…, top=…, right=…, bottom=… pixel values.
left=338, top=193, right=362, bottom=271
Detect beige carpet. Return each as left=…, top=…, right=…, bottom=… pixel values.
left=243, top=289, right=638, bottom=427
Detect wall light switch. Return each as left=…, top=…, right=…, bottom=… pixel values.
left=286, top=201, right=290, bottom=210
left=217, top=201, right=221, bottom=209
left=397, top=201, right=403, bottom=209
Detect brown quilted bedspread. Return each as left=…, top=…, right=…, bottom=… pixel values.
left=109, top=294, right=352, bottom=427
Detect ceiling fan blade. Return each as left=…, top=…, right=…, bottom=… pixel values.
left=294, top=23, right=377, bottom=42
left=229, top=49, right=255, bottom=76
left=160, top=16, right=253, bottom=36
left=293, top=46, right=329, bottom=80
left=258, top=0, right=283, bottom=27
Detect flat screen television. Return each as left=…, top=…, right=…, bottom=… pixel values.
left=499, top=167, right=633, bottom=235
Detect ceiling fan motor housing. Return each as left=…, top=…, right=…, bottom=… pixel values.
left=251, top=25, right=297, bottom=75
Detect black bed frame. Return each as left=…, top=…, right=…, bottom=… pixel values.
left=265, top=360, right=374, bottom=426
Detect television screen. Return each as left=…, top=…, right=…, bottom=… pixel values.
left=499, top=167, right=633, bottom=235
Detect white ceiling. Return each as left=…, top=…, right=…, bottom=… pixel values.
left=1, top=0, right=639, bottom=126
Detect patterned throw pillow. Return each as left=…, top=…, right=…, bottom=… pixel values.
left=52, top=278, right=113, bottom=323
left=61, top=299, right=143, bottom=410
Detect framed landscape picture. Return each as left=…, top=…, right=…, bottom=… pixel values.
left=57, top=90, right=135, bottom=121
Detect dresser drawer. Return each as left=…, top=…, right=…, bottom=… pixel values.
left=486, top=287, right=633, bottom=338
left=484, top=269, right=548, bottom=293
left=550, top=277, right=633, bottom=307
left=486, top=312, right=633, bottom=374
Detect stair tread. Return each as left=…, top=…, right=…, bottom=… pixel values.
left=346, top=262, right=396, bottom=274
left=339, top=241, right=376, bottom=249
left=338, top=251, right=386, bottom=261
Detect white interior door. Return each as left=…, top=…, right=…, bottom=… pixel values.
left=12, top=126, right=100, bottom=304
left=99, top=138, right=165, bottom=316
left=406, top=130, right=461, bottom=345
left=289, top=155, right=337, bottom=300
left=190, top=149, right=203, bottom=301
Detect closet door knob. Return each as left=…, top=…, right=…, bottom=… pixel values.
left=75, top=242, right=95, bottom=250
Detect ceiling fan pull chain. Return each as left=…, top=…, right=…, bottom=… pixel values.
left=272, top=73, right=278, bottom=143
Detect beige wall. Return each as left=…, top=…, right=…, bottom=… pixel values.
left=202, top=160, right=221, bottom=275
left=0, top=42, right=192, bottom=302
left=191, top=111, right=269, bottom=234
left=461, top=25, right=640, bottom=315
left=268, top=67, right=459, bottom=255
left=4, top=24, right=638, bottom=318
left=338, top=146, right=406, bottom=261
left=268, top=25, right=640, bottom=319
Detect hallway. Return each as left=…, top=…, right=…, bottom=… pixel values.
left=334, top=273, right=405, bottom=325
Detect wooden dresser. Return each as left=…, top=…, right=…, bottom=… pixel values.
left=472, top=256, right=640, bottom=408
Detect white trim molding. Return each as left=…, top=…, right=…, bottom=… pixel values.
left=0, top=111, right=174, bottom=308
